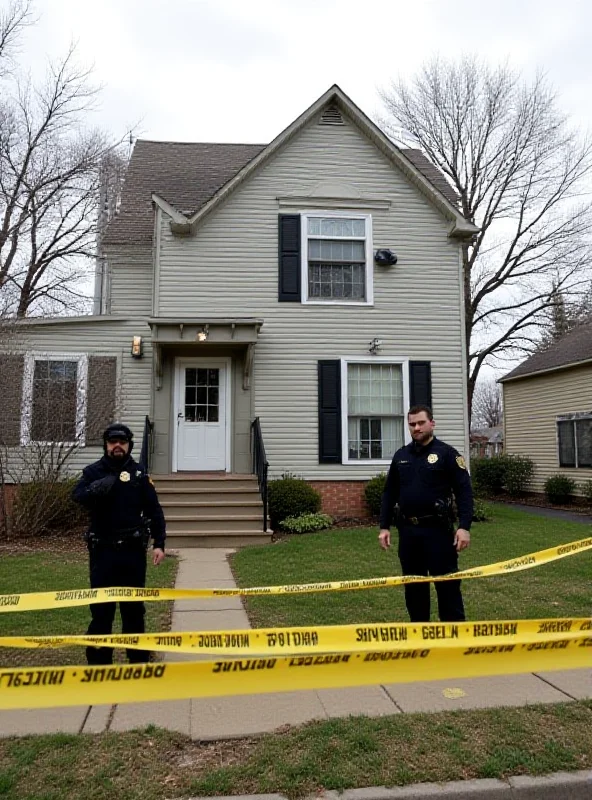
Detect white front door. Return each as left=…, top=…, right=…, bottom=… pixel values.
left=174, top=359, right=229, bottom=471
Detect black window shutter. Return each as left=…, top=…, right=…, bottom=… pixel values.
left=0, top=354, right=24, bottom=446
left=409, top=361, right=432, bottom=409
left=86, top=356, right=118, bottom=445
left=278, top=214, right=301, bottom=302
left=318, top=360, right=342, bottom=463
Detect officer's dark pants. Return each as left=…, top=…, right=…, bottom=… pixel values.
left=86, top=544, right=149, bottom=665
left=397, top=524, right=465, bottom=622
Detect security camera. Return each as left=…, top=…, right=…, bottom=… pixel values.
left=374, top=249, right=398, bottom=266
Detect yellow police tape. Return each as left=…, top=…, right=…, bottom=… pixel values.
left=1, top=618, right=591, bottom=656
left=0, top=536, right=590, bottom=613
left=0, top=635, right=590, bottom=710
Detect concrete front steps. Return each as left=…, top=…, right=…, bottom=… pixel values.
left=152, top=473, right=271, bottom=548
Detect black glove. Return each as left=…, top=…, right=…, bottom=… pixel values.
left=88, top=475, right=117, bottom=496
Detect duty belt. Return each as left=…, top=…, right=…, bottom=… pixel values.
left=401, top=513, right=444, bottom=526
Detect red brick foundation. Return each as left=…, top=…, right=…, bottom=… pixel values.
left=309, top=481, right=371, bottom=521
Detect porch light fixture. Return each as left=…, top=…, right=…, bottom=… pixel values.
left=368, top=338, right=382, bottom=355
left=197, top=324, right=209, bottom=342
left=131, top=336, right=143, bottom=358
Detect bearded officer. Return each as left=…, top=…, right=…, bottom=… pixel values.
left=72, top=423, right=166, bottom=665
left=378, top=405, right=473, bottom=622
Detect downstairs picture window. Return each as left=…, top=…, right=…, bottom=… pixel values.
left=557, top=416, right=592, bottom=468
left=22, top=354, right=87, bottom=444
left=346, top=362, right=404, bottom=461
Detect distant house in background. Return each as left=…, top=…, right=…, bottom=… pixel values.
left=500, top=323, right=592, bottom=495
left=470, top=425, right=503, bottom=459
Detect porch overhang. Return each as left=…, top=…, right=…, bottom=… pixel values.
left=148, top=317, right=263, bottom=390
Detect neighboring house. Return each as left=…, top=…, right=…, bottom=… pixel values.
left=470, top=426, right=503, bottom=459
left=0, top=85, right=477, bottom=545
left=500, top=323, right=592, bottom=495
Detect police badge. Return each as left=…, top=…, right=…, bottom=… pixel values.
left=427, top=453, right=438, bottom=464
left=119, top=471, right=131, bottom=482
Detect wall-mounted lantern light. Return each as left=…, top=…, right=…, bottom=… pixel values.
left=131, top=335, right=143, bottom=358
left=197, top=324, right=209, bottom=342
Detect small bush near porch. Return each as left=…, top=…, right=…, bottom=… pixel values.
left=230, top=505, right=590, bottom=628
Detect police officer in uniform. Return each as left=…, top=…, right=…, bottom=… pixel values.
left=72, top=423, right=166, bottom=665
left=378, top=405, right=473, bottom=622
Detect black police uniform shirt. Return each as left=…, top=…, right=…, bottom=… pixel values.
left=72, top=455, right=166, bottom=548
left=379, top=436, right=473, bottom=531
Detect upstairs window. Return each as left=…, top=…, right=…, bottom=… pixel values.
left=303, top=213, right=373, bottom=305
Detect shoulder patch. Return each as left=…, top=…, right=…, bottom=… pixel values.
left=148, top=476, right=155, bottom=486
left=456, top=456, right=466, bottom=470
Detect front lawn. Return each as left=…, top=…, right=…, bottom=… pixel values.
left=231, top=505, right=592, bottom=627
left=0, top=549, right=178, bottom=667
left=0, top=702, right=592, bottom=799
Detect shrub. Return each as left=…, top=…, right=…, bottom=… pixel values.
left=279, top=513, right=333, bottom=534
left=364, top=473, right=387, bottom=515
left=11, top=478, right=87, bottom=537
left=544, top=475, right=576, bottom=505
left=268, top=477, right=321, bottom=528
left=581, top=480, right=592, bottom=504
left=472, top=497, right=492, bottom=522
left=471, top=456, right=507, bottom=496
left=503, top=454, right=535, bottom=496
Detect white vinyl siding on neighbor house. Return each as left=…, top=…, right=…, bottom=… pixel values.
left=503, top=363, right=592, bottom=494
left=301, top=212, right=373, bottom=305
left=341, top=357, right=409, bottom=465
left=154, top=112, right=468, bottom=478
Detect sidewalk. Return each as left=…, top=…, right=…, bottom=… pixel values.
left=0, top=547, right=590, bottom=739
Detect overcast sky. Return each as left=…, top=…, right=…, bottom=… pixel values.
left=23, top=0, right=592, bottom=146
left=16, top=0, right=592, bottom=379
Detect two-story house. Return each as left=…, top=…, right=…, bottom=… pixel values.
left=0, top=85, right=477, bottom=546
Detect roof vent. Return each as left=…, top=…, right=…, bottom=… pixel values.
left=320, top=104, right=344, bottom=126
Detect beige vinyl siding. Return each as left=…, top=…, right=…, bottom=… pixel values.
left=2, top=319, right=153, bottom=477
left=155, top=114, right=468, bottom=478
left=106, top=245, right=153, bottom=316
left=503, top=363, right=592, bottom=494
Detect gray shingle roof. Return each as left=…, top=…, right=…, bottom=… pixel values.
left=500, top=322, right=592, bottom=382
left=103, top=141, right=265, bottom=245
left=402, top=149, right=459, bottom=206
left=103, top=140, right=459, bottom=246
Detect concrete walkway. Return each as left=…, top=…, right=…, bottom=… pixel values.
left=0, top=547, right=590, bottom=739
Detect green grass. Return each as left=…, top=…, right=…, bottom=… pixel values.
left=0, top=551, right=178, bottom=667
left=0, top=702, right=591, bottom=799
left=231, top=506, right=592, bottom=627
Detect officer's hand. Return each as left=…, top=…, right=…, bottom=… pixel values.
left=454, top=528, right=470, bottom=552
left=378, top=529, right=391, bottom=550
left=88, top=475, right=117, bottom=495
left=152, top=548, right=165, bottom=566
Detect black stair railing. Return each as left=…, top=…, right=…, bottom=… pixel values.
left=139, top=415, right=154, bottom=473
left=251, top=417, right=269, bottom=532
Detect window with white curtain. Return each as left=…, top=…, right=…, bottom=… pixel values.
left=303, top=214, right=372, bottom=304
left=347, top=363, right=404, bottom=461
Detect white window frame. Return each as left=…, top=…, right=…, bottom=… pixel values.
left=556, top=412, right=592, bottom=469
left=21, top=352, right=89, bottom=446
left=301, top=211, right=374, bottom=306
left=340, top=356, right=410, bottom=466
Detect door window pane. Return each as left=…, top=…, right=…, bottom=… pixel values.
left=184, top=367, right=221, bottom=423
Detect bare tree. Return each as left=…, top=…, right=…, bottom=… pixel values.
left=0, top=1, right=33, bottom=75
left=471, top=379, right=503, bottom=430
left=0, top=5, right=130, bottom=317
left=380, top=57, right=592, bottom=418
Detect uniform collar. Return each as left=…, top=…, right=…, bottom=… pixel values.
left=101, top=454, right=134, bottom=474
left=411, top=435, right=437, bottom=455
